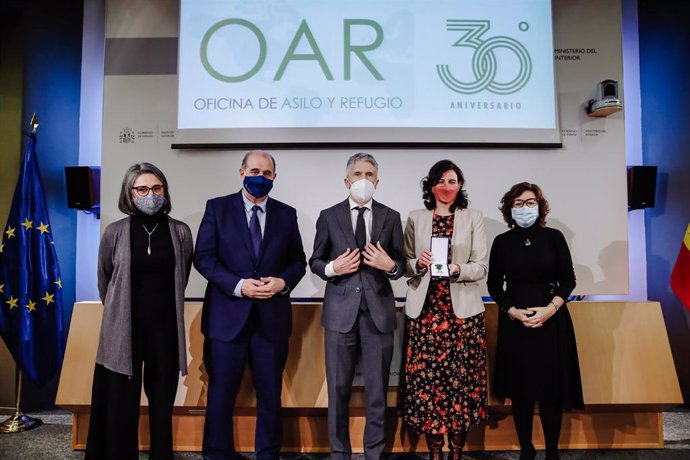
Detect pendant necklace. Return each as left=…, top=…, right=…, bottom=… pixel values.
left=142, top=224, right=159, bottom=255
left=525, top=238, right=531, bottom=247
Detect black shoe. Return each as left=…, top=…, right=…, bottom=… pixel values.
left=518, top=444, right=536, bottom=460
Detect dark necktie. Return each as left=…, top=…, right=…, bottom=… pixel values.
left=250, top=205, right=262, bottom=258
left=355, top=206, right=367, bottom=251
left=355, top=207, right=368, bottom=311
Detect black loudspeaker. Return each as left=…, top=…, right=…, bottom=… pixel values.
left=65, top=166, right=101, bottom=210
left=627, top=166, right=657, bottom=209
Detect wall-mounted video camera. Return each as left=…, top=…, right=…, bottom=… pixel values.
left=585, top=79, right=623, bottom=116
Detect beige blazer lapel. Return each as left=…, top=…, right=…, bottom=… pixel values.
left=404, top=207, right=488, bottom=319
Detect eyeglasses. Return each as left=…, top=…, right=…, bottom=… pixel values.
left=132, top=185, right=164, bottom=196
left=513, top=198, right=538, bottom=208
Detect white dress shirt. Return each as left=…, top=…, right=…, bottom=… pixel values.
left=324, top=197, right=373, bottom=278
left=233, top=190, right=268, bottom=297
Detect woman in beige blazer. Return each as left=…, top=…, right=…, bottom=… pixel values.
left=399, top=160, right=488, bottom=460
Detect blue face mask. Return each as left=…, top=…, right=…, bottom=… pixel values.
left=243, top=175, right=273, bottom=199
left=511, top=205, right=539, bottom=228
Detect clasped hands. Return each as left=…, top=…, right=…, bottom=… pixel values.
left=415, top=249, right=460, bottom=276
left=508, top=304, right=558, bottom=328
left=241, top=277, right=286, bottom=299
left=332, top=242, right=396, bottom=275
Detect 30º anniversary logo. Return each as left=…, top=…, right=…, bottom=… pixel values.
left=437, top=20, right=532, bottom=95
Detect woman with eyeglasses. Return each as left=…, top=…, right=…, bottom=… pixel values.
left=487, top=182, right=583, bottom=460
left=85, top=163, right=193, bottom=460
left=399, top=160, right=489, bottom=460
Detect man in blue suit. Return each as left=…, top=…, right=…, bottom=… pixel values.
left=194, top=150, right=307, bottom=460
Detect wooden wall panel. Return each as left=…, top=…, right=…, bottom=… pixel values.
left=58, top=301, right=682, bottom=451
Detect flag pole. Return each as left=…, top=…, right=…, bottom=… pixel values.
left=0, top=370, right=43, bottom=433
left=30, top=112, right=39, bottom=134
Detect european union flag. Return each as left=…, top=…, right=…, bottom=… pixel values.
left=0, top=132, right=65, bottom=385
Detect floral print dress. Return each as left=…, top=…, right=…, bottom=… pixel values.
left=400, top=214, right=488, bottom=434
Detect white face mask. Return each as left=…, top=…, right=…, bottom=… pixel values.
left=349, top=178, right=376, bottom=203
left=511, top=205, right=539, bottom=228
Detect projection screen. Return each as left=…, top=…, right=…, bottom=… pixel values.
left=176, top=0, right=561, bottom=147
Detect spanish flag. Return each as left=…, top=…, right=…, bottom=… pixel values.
left=671, top=223, right=690, bottom=310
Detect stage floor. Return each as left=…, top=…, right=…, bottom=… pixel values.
left=1, top=409, right=690, bottom=459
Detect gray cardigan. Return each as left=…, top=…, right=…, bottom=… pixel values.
left=96, top=216, right=193, bottom=376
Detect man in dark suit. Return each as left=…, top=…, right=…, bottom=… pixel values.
left=310, top=153, right=405, bottom=460
left=194, top=150, right=307, bottom=460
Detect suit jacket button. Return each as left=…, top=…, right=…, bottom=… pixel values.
left=355, top=287, right=361, bottom=293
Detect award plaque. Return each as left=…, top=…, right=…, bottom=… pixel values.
left=430, top=236, right=450, bottom=278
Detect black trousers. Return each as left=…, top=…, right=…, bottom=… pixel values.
left=511, top=399, right=563, bottom=460
left=85, top=321, right=178, bottom=460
